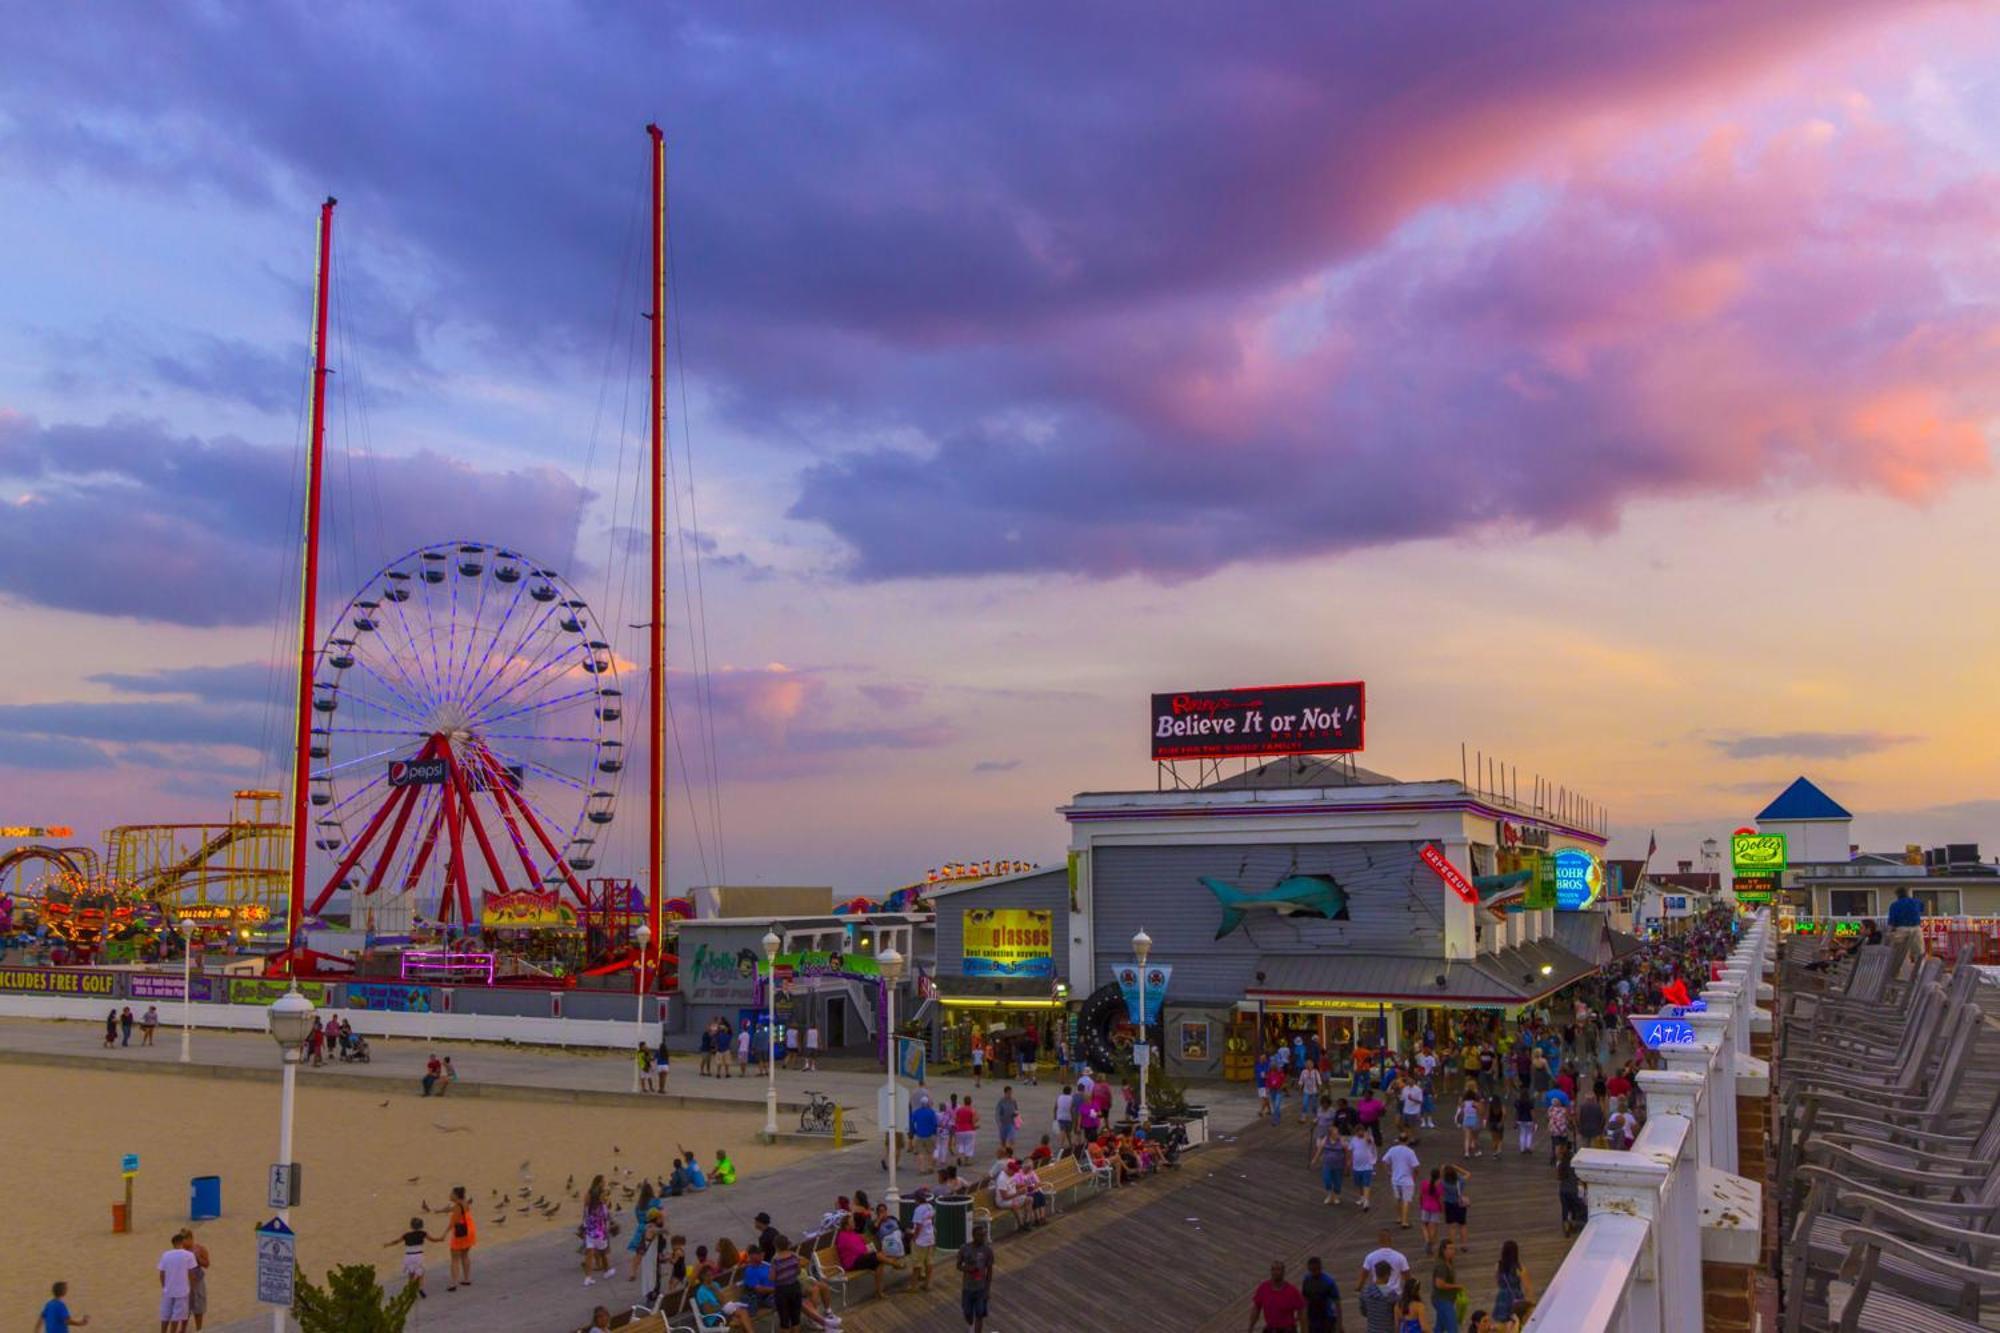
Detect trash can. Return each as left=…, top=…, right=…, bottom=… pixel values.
left=898, top=1198, right=918, bottom=1236
left=933, top=1196, right=970, bottom=1251
left=190, top=1175, right=222, bottom=1220
left=110, top=1202, right=130, bottom=1234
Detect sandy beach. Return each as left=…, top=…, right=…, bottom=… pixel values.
left=6, top=1064, right=810, bottom=1331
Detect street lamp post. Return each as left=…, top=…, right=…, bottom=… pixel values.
left=632, top=924, right=653, bottom=1093
left=1132, top=928, right=1152, bottom=1126
left=178, top=919, right=196, bottom=1063
left=266, top=986, right=315, bottom=1333
left=877, top=946, right=906, bottom=1207
left=762, top=929, right=781, bottom=1140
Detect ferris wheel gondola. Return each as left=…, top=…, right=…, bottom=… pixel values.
left=300, top=541, right=620, bottom=931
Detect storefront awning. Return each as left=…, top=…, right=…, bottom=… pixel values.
left=935, top=975, right=1065, bottom=1002
left=1247, top=938, right=1599, bottom=1008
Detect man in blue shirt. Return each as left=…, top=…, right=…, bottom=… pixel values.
left=38, top=1281, right=87, bottom=1331
left=1886, top=888, right=1924, bottom=978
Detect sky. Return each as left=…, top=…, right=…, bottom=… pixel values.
left=3, top=2, right=1999, bottom=896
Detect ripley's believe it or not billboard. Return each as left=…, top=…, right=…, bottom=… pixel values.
left=1151, top=681, right=1365, bottom=761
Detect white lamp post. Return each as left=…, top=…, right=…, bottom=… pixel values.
left=178, top=919, right=196, bottom=1063
left=762, top=929, right=782, bottom=1139
left=1132, top=928, right=1153, bottom=1126
left=632, top=923, right=653, bottom=1093
left=878, top=945, right=906, bottom=1207
left=267, top=985, right=315, bottom=1333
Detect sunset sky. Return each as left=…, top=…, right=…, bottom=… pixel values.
left=3, top=3, right=1997, bottom=894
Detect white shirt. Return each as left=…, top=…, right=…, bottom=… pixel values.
left=1383, top=1143, right=1420, bottom=1185
left=1399, top=1085, right=1424, bottom=1116
left=806, top=1028, right=819, bottom=1049
left=1417, top=1053, right=1437, bottom=1075
left=1362, top=1246, right=1411, bottom=1286
left=912, top=1202, right=936, bottom=1247
left=1348, top=1136, right=1378, bottom=1172
left=787, top=1028, right=799, bottom=1048
left=735, top=1031, right=750, bottom=1056
left=1055, top=1093, right=1074, bottom=1121
left=159, top=1248, right=198, bottom=1298
left=1076, top=1073, right=1094, bottom=1100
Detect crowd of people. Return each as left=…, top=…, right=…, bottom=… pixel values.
left=1238, top=909, right=1739, bottom=1332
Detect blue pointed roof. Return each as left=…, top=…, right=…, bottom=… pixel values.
left=1757, top=776, right=1852, bottom=822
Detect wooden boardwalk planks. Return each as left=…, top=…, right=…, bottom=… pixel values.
left=852, top=1114, right=1581, bottom=1330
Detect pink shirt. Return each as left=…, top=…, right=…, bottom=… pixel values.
left=834, top=1229, right=870, bottom=1270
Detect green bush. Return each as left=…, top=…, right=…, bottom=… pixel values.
left=292, top=1263, right=421, bottom=1333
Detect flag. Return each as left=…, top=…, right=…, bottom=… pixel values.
left=1647, top=831, right=1657, bottom=858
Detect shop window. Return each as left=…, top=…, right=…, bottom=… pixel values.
left=1827, top=889, right=1874, bottom=918
left=1914, top=889, right=1961, bottom=918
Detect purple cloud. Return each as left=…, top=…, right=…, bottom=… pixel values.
left=1709, top=731, right=1922, bottom=760
left=0, top=412, right=593, bottom=625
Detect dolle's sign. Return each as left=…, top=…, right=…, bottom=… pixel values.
left=1151, top=682, right=1365, bottom=761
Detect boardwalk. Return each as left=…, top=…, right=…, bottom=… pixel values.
left=860, top=1112, right=1580, bottom=1331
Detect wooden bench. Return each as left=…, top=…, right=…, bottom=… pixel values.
left=1036, top=1155, right=1091, bottom=1208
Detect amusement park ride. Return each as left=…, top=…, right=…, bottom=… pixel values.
left=3, top=129, right=690, bottom=985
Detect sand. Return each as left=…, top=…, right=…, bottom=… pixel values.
left=4, top=1065, right=809, bottom=1330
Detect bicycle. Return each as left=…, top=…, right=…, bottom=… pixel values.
left=799, top=1089, right=837, bottom=1135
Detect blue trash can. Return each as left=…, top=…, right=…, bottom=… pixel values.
left=190, top=1175, right=222, bottom=1221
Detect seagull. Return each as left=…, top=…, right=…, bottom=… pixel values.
left=380, top=1101, right=391, bottom=1108
left=565, top=1174, right=574, bottom=1191
left=406, top=1176, right=421, bottom=1184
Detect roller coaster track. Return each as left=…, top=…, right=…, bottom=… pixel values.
left=0, top=844, right=97, bottom=891
left=108, top=822, right=287, bottom=902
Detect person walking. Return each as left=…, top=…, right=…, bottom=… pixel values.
left=1312, top=1124, right=1348, bottom=1206
left=1484, top=1091, right=1505, bottom=1156
left=1397, top=1277, right=1431, bottom=1333
left=581, top=1176, right=611, bottom=1285
left=387, top=1216, right=444, bottom=1298
left=1358, top=1262, right=1399, bottom=1333
left=1513, top=1087, right=1535, bottom=1155
left=996, top=1086, right=1019, bottom=1155
left=446, top=1186, right=476, bottom=1291
left=1383, top=1132, right=1421, bottom=1231
left=734, top=1021, right=751, bottom=1077
left=969, top=1035, right=986, bottom=1087
left=36, top=1280, right=88, bottom=1331
left=140, top=1006, right=159, bottom=1047
left=1886, top=886, right=1925, bottom=979
left=1418, top=1170, right=1444, bottom=1254
left=104, top=1009, right=118, bottom=1048
left=636, top=1043, right=656, bottom=1094
left=1249, top=1259, right=1308, bottom=1332
left=804, top=1023, right=820, bottom=1072
left=956, top=1220, right=995, bottom=1332
left=1348, top=1126, right=1378, bottom=1211
left=1441, top=1165, right=1470, bottom=1250
left=1456, top=1092, right=1483, bottom=1159
left=1490, top=1241, right=1533, bottom=1325
left=1300, top=1256, right=1340, bottom=1333
left=1300, top=1062, right=1324, bottom=1123
left=1430, top=1240, right=1465, bottom=1333
left=698, top=1022, right=714, bottom=1077
left=1267, top=1062, right=1288, bottom=1126
left=119, top=1007, right=134, bottom=1047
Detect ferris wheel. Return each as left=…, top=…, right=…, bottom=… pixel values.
left=301, top=541, right=622, bottom=932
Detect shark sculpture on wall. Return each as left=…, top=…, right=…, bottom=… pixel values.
left=1200, top=873, right=1351, bottom=939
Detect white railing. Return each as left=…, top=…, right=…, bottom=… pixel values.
left=0, top=993, right=650, bottom=1051
left=1526, top=911, right=1771, bottom=1333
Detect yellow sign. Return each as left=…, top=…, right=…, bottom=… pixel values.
left=178, top=904, right=271, bottom=923
left=480, top=889, right=578, bottom=930
left=962, top=908, right=1054, bottom=979
left=1731, top=833, right=1787, bottom=875
left=0, top=826, right=74, bottom=838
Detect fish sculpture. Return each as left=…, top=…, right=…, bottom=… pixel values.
left=1199, top=873, right=1350, bottom=939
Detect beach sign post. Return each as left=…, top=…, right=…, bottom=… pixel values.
left=256, top=1216, right=296, bottom=1307
left=113, top=1152, right=139, bottom=1232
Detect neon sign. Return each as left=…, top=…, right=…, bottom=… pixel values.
left=1553, top=849, right=1602, bottom=910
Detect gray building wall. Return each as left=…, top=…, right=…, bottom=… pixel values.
left=1090, top=841, right=1435, bottom=1004
left=931, top=869, right=1071, bottom=981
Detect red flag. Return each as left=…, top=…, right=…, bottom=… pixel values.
left=1661, top=978, right=1691, bottom=1008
